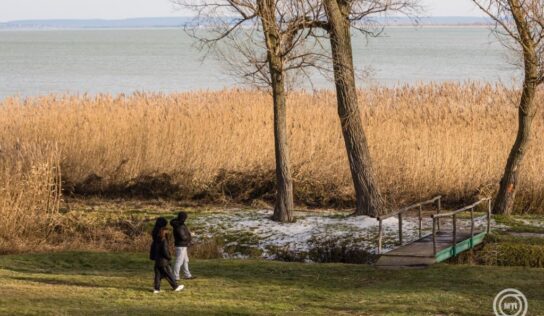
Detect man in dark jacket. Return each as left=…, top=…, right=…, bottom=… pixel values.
left=170, top=211, right=195, bottom=280
left=150, top=217, right=184, bottom=293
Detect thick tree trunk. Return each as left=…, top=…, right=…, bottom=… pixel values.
left=493, top=84, right=537, bottom=214
left=323, top=0, right=385, bottom=217
left=493, top=0, right=540, bottom=215
left=260, top=0, right=294, bottom=222
left=270, top=68, right=295, bottom=222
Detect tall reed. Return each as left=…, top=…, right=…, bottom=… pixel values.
left=1, top=82, right=543, bottom=212
left=0, top=142, right=61, bottom=252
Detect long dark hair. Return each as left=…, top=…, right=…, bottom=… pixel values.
left=151, top=217, right=168, bottom=241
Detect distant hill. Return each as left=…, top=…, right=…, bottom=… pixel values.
left=0, top=16, right=491, bottom=30
left=0, top=17, right=195, bottom=29
left=386, top=16, right=491, bottom=25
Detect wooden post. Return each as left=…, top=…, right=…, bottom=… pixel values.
left=437, top=197, right=442, bottom=231
left=377, top=219, right=383, bottom=254
left=418, top=205, right=422, bottom=238
left=487, top=199, right=492, bottom=234
left=470, top=207, right=474, bottom=238
left=398, top=213, right=403, bottom=245
left=452, top=214, right=457, bottom=254
left=432, top=217, right=437, bottom=255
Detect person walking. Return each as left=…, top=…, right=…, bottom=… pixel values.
left=150, top=217, right=184, bottom=293
left=170, top=211, right=195, bottom=280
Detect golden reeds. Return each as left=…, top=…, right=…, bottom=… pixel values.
left=0, top=142, right=61, bottom=251
left=1, top=82, right=543, bottom=216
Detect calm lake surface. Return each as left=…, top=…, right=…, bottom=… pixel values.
left=0, top=27, right=519, bottom=99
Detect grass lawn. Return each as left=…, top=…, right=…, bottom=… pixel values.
left=0, top=252, right=542, bottom=315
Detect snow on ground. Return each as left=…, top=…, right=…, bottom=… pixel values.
left=189, top=209, right=494, bottom=260
left=226, top=210, right=404, bottom=252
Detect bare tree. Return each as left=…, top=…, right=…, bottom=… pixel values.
left=315, top=0, right=418, bottom=217
left=473, top=0, right=544, bottom=215
left=173, top=0, right=328, bottom=222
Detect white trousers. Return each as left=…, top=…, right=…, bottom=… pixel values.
left=173, top=247, right=191, bottom=279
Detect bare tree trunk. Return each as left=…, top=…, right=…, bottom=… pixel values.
left=494, top=83, right=537, bottom=214
left=270, top=67, right=295, bottom=222
left=260, top=0, right=294, bottom=222
left=324, top=0, right=385, bottom=217
left=493, top=0, right=539, bottom=215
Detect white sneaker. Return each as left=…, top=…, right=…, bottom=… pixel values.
left=153, top=290, right=160, bottom=294
left=174, top=285, right=184, bottom=292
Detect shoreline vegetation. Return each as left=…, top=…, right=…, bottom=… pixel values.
left=1, top=82, right=544, bottom=250
left=2, top=83, right=543, bottom=207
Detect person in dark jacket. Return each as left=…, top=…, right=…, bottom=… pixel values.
left=170, top=211, right=195, bottom=280
left=150, top=217, right=184, bottom=293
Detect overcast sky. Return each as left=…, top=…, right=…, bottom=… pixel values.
left=0, top=0, right=484, bottom=22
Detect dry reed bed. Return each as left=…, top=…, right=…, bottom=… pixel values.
left=0, top=143, right=62, bottom=251
left=1, top=83, right=543, bottom=214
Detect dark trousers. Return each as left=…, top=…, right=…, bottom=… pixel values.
left=154, top=262, right=178, bottom=290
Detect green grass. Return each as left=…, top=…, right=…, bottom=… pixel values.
left=456, top=233, right=544, bottom=268
left=0, top=252, right=543, bottom=315
left=495, top=215, right=544, bottom=234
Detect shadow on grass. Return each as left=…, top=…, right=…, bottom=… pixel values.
left=9, top=276, right=151, bottom=292
left=12, top=276, right=103, bottom=288
left=0, top=251, right=148, bottom=275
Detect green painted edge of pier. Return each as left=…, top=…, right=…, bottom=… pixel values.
left=435, top=231, right=487, bottom=263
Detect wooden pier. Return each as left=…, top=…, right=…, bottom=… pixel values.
left=375, top=197, right=492, bottom=268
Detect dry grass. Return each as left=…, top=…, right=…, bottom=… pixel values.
left=1, top=82, right=544, bottom=217
left=0, top=142, right=62, bottom=252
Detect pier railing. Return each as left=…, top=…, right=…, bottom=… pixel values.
left=376, top=196, right=442, bottom=254
left=430, top=198, right=491, bottom=255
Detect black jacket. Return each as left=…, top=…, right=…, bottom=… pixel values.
left=149, top=236, right=172, bottom=266
left=170, top=219, right=192, bottom=247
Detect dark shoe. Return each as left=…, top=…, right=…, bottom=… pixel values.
left=184, top=276, right=197, bottom=280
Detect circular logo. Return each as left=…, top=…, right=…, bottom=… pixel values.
left=493, top=289, right=528, bottom=316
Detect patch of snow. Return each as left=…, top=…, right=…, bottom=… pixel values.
left=192, top=210, right=422, bottom=258
left=190, top=209, right=502, bottom=260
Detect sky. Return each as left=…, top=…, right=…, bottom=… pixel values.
left=0, top=0, right=484, bottom=22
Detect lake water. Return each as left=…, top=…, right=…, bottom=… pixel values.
left=0, top=27, right=519, bottom=99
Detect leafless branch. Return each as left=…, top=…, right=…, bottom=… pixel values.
left=173, top=0, right=332, bottom=92
left=472, top=0, right=544, bottom=84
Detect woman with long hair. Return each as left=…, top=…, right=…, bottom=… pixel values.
left=149, top=217, right=184, bottom=293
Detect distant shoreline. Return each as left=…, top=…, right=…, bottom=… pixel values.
left=0, top=24, right=493, bottom=32
left=0, top=16, right=492, bottom=31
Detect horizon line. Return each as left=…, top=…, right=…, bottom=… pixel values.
left=0, top=15, right=489, bottom=24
